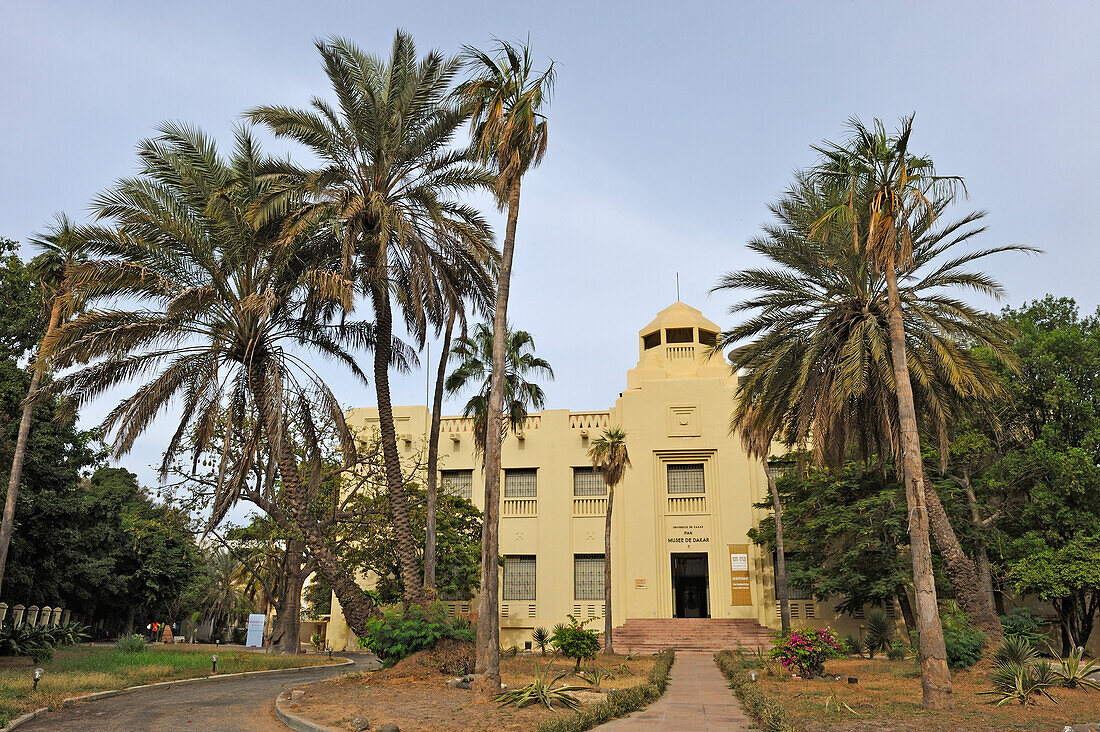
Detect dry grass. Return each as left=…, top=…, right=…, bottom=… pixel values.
left=756, top=658, right=1100, bottom=731
left=0, top=643, right=336, bottom=726
left=293, top=649, right=658, bottom=732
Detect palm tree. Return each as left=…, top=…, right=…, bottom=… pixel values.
left=715, top=154, right=1028, bottom=707
left=425, top=272, right=493, bottom=592
left=587, top=427, right=630, bottom=654
left=40, top=124, right=392, bottom=637
left=249, top=33, right=497, bottom=606
left=457, top=41, right=554, bottom=697
left=445, top=322, right=554, bottom=455
left=0, top=215, right=87, bottom=596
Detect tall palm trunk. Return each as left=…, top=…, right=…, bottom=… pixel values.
left=269, top=538, right=307, bottom=654
left=924, top=472, right=1003, bottom=644
left=424, top=309, right=456, bottom=591
left=883, top=258, right=952, bottom=708
left=767, top=466, right=791, bottom=633
left=474, top=178, right=521, bottom=701
left=369, top=284, right=424, bottom=606
left=0, top=292, right=66, bottom=595
left=247, top=366, right=381, bottom=636
left=959, top=474, right=996, bottom=608
left=602, top=483, right=615, bottom=653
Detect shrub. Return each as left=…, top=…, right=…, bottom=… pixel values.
left=534, top=649, right=674, bottom=732
left=864, top=609, right=895, bottom=658
left=115, top=634, right=148, bottom=653
left=0, top=625, right=55, bottom=661
left=842, top=633, right=864, bottom=657
left=1000, top=608, right=1047, bottom=649
left=715, top=650, right=796, bottom=732
left=886, top=641, right=908, bottom=661
left=769, top=627, right=843, bottom=677
left=940, top=601, right=987, bottom=669
left=310, top=631, right=326, bottom=652
left=550, top=615, right=601, bottom=671
left=358, top=602, right=475, bottom=666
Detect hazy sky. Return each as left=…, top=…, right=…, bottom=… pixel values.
left=2, top=1, right=1097, bottom=497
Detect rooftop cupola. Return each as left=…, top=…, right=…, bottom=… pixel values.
left=626, top=302, right=729, bottom=387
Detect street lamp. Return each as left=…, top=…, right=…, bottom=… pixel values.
left=33, top=668, right=43, bottom=691
left=211, top=654, right=218, bottom=674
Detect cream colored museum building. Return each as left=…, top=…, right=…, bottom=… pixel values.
left=326, top=302, right=816, bottom=651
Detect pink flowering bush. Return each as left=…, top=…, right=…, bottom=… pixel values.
left=769, top=626, right=844, bottom=677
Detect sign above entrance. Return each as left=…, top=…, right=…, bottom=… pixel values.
left=667, top=523, right=710, bottom=545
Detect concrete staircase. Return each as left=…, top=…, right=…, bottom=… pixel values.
left=611, top=618, right=772, bottom=653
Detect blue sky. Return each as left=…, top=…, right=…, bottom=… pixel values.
left=2, top=0, right=1097, bottom=495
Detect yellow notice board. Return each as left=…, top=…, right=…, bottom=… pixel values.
left=728, top=544, right=752, bottom=606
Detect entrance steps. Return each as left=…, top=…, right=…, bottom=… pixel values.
left=611, top=618, right=772, bottom=653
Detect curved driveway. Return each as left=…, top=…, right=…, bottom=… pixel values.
left=20, top=654, right=374, bottom=732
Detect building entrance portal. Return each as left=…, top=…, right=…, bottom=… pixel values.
left=671, top=553, right=710, bottom=618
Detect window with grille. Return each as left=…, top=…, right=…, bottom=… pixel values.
left=665, top=327, right=694, bottom=343
left=441, top=470, right=473, bottom=500
left=667, top=463, right=705, bottom=494
left=573, top=467, right=607, bottom=496
left=775, top=552, right=813, bottom=600
left=504, top=468, right=537, bottom=498
left=503, top=555, right=536, bottom=600
left=574, top=554, right=605, bottom=600
left=643, top=331, right=661, bottom=349
left=698, top=330, right=718, bottom=347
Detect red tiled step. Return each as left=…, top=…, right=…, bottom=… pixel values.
left=611, top=618, right=772, bottom=652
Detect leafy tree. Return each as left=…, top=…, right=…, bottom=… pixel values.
left=445, top=322, right=554, bottom=455
left=459, top=38, right=554, bottom=698
left=1, top=218, right=88, bottom=595
left=587, top=427, right=629, bottom=653
left=249, top=32, right=497, bottom=608
left=303, top=573, right=332, bottom=619
left=343, top=483, right=482, bottom=606
left=748, top=463, right=916, bottom=629
left=990, top=297, right=1100, bottom=651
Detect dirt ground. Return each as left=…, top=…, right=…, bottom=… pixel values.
left=756, top=658, right=1100, bottom=731
left=291, top=644, right=657, bottom=732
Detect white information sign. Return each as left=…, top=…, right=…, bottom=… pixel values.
left=245, top=614, right=265, bottom=648
left=730, top=553, right=749, bottom=572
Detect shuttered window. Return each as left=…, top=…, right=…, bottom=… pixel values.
left=503, top=555, right=536, bottom=600
left=441, top=470, right=473, bottom=500
left=574, top=554, right=605, bottom=600
left=572, top=467, right=607, bottom=496
left=504, top=468, right=538, bottom=498
left=667, top=463, right=705, bottom=494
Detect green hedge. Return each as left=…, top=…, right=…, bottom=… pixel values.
left=535, top=649, right=675, bottom=732
left=714, top=650, right=796, bottom=732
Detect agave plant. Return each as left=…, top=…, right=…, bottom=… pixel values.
left=532, top=627, right=551, bottom=655
left=1049, top=645, right=1100, bottom=690
left=843, top=634, right=865, bottom=658
left=865, top=609, right=895, bottom=659
left=995, top=636, right=1039, bottom=667
left=577, top=666, right=612, bottom=691
left=495, top=661, right=586, bottom=710
left=981, top=661, right=1059, bottom=706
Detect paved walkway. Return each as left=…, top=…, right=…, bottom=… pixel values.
left=19, top=653, right=376, bottom=732
left=596, top=651, right=751, bottom=730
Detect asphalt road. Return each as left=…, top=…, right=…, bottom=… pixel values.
left=19, top=654, right=374, bottom=732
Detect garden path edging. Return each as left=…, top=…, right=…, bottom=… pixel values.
left=275, top=691, right=343, bottom=732
left=0, top=658, right=353, bottom=732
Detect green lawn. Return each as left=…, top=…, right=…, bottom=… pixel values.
left=0, top=644, right=339, bottom=725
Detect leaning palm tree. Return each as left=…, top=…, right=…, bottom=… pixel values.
left=458, top=40, right=554, bottom=697
left=445, top=322, right=554, bottom=455
left=40, top=124, right=395, bottom=636
left=0, top=215, right=87, bottom=596
left=715, top=157, right=1029, bottom=708
left=587, top=427, right=630, bottom=654
left=249, top=33, right=497, bottom=606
